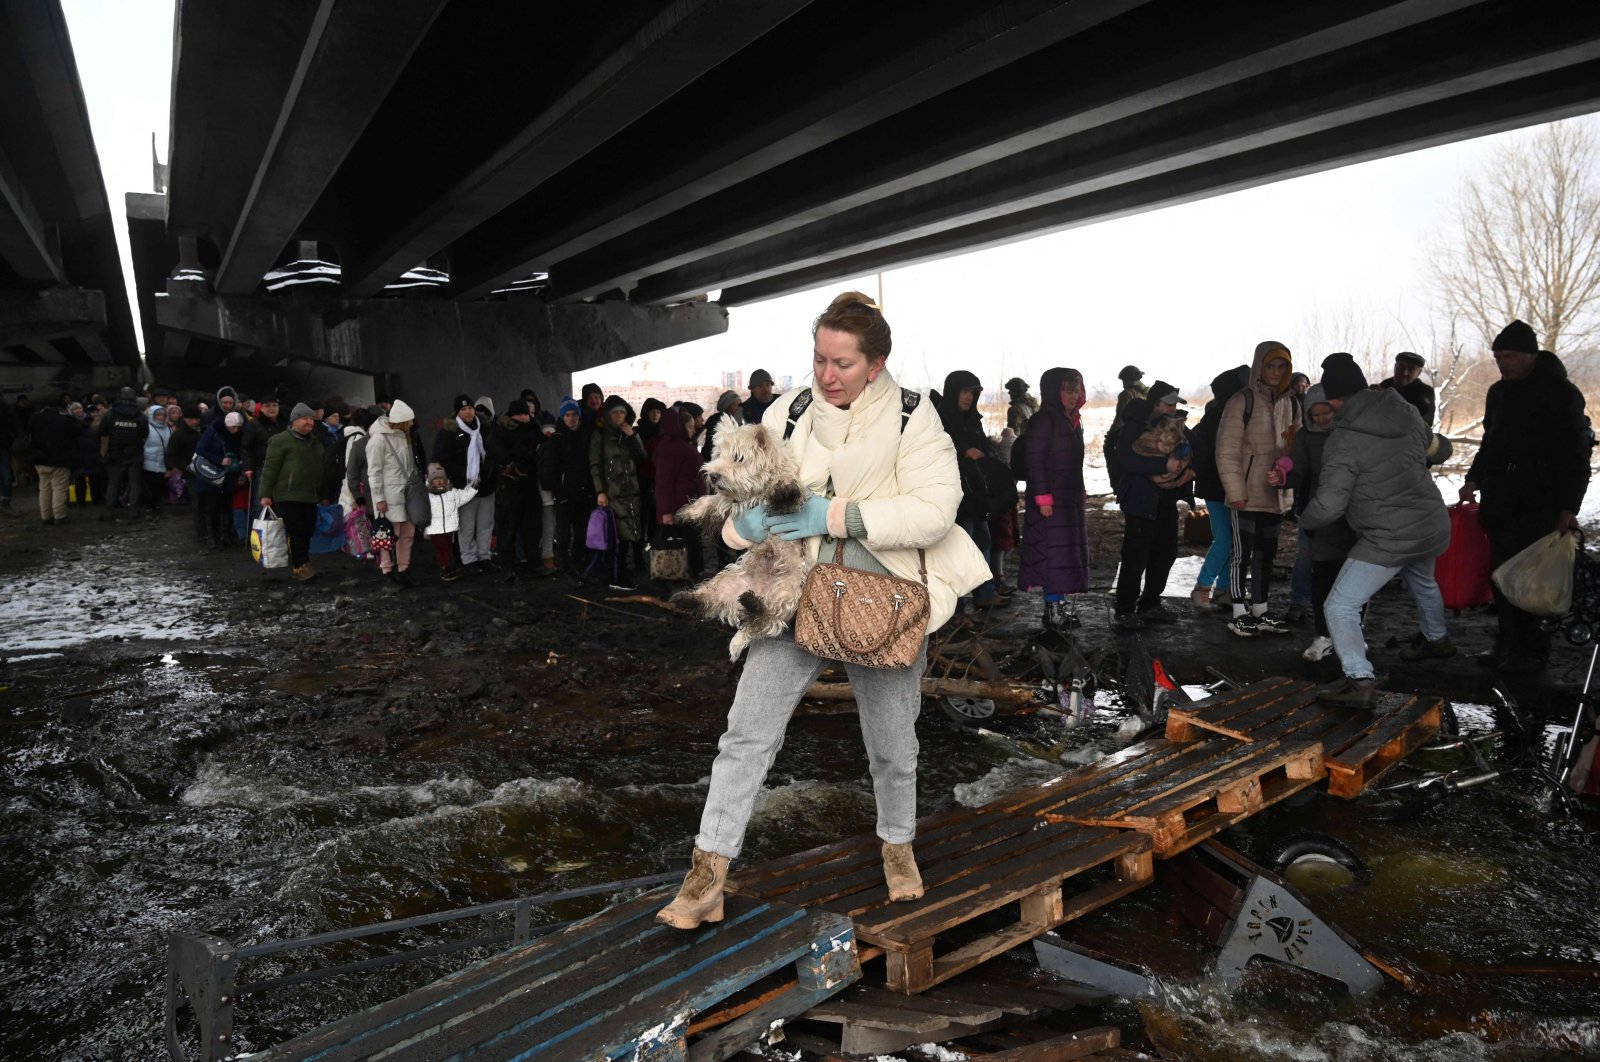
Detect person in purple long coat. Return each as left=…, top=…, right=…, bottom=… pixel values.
left=1018, top=367, right=1090, bottom=630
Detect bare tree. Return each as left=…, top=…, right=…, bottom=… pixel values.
left=1295, top=298, right=1408, bottom=379
left=1430, top=118, right=1600, bottom=368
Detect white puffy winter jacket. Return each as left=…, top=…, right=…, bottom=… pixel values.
left=761, top=369, right=990, bottom=633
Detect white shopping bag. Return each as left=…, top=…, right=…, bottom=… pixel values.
left=1491, top=530, right=1576, bottom=617
left=250, top=506, right=289, bottom=570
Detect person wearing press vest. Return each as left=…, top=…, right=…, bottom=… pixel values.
left=98, top=387, right=148, bottom=518
left=657, top=291, right=989, bottom=931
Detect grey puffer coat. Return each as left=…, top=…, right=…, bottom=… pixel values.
left=1299, top=387, right=1448, bottom=567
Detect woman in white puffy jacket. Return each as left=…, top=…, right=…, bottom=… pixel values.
left=658, top=291, right=990, bottom=931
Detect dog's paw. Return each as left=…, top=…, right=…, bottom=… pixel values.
left=737, top=590, right=764, bottom=619
left=767, top=481, right=805, bottom=515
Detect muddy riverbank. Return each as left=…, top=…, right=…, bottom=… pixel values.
left=2, top=490, right=1597, bottom=1060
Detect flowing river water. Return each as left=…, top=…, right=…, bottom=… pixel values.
left=3, top=541, right=1599, bottom=1060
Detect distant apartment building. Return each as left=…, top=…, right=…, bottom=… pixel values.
left=596, top=374, right=800, bottom=417
left=599, top=379, right=724, bottom=413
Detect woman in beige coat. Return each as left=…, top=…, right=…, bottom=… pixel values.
left=366, top=399, right=421, bottom=587
left=1215, top=341, right=1301, bottom=636
left=657, top=291, right=990, bottom=931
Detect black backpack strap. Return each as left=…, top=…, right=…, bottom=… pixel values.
left=783, top=387, right=917, bottom=439
left=782, top=389, right=814, bottom=441
left=899, top=388, right=920, bottom=434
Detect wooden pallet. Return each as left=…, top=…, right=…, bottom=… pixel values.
left=264, top=889, right=858, bottom=1062
left=1325, top=692, right=1444, bottom=796
left=1165, top=677, right=1446, bottom=799
left=805, top=983, right=1007, bottom=1054
left=1041, top=738, right=1325, bottom=855
left=730, top=799, right=1153, bottom=995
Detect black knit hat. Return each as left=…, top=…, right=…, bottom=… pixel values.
left=581, top=382, right=604, bottom=400
left=1320, top=352, right=1368, bottom=400
left=452, top=393, right=473, bottom=411
left=1118, top=364, right=1143, bottom=383
left=507, top=399, right=531, bottom=417
left=748, top=369, right=773, bottom=386
left=1491, top=320, right=1538, bottom=354
left=1395, top=351, right=1425, bottom=368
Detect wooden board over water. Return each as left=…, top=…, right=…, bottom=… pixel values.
left=733, top=676, right=1442, bottom=997
left=264, top=890, right=858, bottom=1062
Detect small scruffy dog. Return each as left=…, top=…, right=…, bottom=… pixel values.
left=1132, top=411, right=1195, bottom=488
left=671, top=423, right=810, bottom=660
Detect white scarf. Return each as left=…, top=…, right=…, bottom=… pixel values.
left=457, top=414, right=485, bottom=485
left=800, top=370, right=899, bottom=498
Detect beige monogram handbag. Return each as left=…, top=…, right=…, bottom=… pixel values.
left=794, top=541, right=930, bottom=669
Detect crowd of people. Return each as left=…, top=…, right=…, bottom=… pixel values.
left=2, top=315, right=1588, bottom=700
left=1002, top=318, right=1590, bottom=705
left=0, top=377, right=789, bottom=594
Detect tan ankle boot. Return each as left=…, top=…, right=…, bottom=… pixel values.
left=656, top=848, right=730, bottom=929
left=882, top=841, right=924, bottom=902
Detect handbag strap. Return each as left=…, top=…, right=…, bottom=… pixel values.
left=830, top=539, right=927, bottom=586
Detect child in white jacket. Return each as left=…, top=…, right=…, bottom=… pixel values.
left=424, top=462, right=478, bottom=581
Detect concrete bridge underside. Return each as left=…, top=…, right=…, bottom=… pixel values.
left=0, top=0, right=138, bottom=384
left=134, top=0, right=1600, bottom=406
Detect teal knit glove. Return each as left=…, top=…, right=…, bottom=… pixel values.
left=769, top=494, right=832, bottom=541
left=732, top=504, right=769, bottom=544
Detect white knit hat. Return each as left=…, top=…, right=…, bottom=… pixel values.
left=387, top=399, right=415, bottom=423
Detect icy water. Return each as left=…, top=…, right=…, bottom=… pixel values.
left=4, top=606, right=1599, bottom=1058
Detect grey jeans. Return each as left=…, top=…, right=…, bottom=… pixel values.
left=696, top=633, right=928, bottom=859
left=458, top=493, right=496, bottom=564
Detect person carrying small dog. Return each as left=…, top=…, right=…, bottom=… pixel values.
left=657, top=290, right=990, bottom=931
left=1112, top=380, right=1193, bottom=630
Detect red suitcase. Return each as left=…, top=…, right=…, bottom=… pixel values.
left=1435, top=502, right=1494, bottom=610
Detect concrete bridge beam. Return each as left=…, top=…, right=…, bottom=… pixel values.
left=635, top=3, right=1600, bottom=304
left=214, top=0, right=448, bottom=295
left=0, top=145, right=66, bottom=286
left=154, top=290, right=727, bottom=417
left=444, top=0, right=1149, bottom=301
left=718, top=57, right=1600, bottom=305
left=551, top=0, right=1492, bottom=303
left=0, top=287, right=106, bottom=348
left=337, top=0, right=813, bottom=298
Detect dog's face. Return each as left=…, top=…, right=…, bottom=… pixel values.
left=702, top=424, right=799, bottom=504
left=1144, top=411, right=1188, bottom=450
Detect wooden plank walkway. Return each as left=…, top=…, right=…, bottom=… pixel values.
left=264, top=889, right=858, bottom=1062
left=260, top=677, right=1443, bottom=1059
left=731, top=676, right=1445, bottom=997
